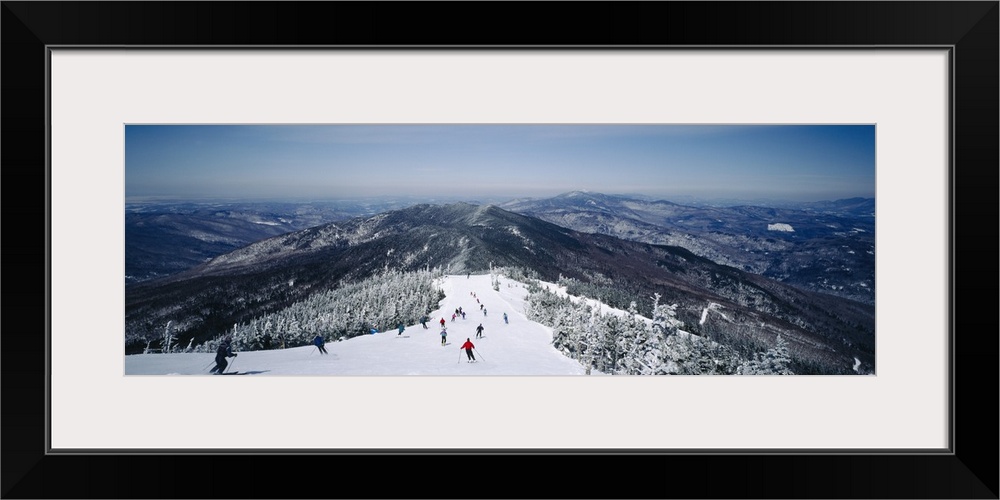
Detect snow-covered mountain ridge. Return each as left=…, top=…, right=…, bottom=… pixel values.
left=125, top=203, right=875, bottom=374
left=500, top=191, right=875, bottom=305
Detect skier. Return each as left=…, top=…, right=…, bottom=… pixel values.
left=461, top=311, right=466, bottom=320
left=440, top=317, right=446, bottom=328
left=440, top=328, right=448, bottom=346
left=313, top=334, right=328, bottom=354
left=452, top=313, right=457, bottom=322
left=421, top=316, right=428, bottom=329
left=503, top=313, right=508, bottom=324
left=397, top=323, right=405, bottom=336
left=460, top=338, right=476, bottom=362
left=483, top=308, right=487, bottom=317
left=475, top=323, right=484, bottom=339
left=209, top=336, right=237, bottom=374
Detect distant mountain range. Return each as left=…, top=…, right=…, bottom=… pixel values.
left=500, top=191, right=875, bottom=304
left=125, top=202, right=875, bottom=373
left=125, top=199, right=424, bottom=283
left=125, top=193, right=877, bottom=305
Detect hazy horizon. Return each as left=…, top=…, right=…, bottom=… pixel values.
left=126, top=124, right=876, bottom=203
left=124, top=190, right=874, bottom=208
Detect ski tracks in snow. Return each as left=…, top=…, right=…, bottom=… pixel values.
left=125, top=274, right=587, bottom=375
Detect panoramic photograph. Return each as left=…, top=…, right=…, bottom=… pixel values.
left=123, top=124, right=876, bottom=376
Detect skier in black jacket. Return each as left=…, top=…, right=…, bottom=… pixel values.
left=210, top=336, right=237, bottom=374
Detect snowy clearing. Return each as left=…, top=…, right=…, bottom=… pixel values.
left=699, top=302, right=730, bottom=325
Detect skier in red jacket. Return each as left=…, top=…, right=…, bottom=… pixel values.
left=460, top=338, right=476, bottom=362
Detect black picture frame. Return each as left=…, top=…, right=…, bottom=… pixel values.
left=3, top=2, right=997, bottom=498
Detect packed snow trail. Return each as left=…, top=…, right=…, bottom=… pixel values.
left=125, top=274, right=588, bottom=375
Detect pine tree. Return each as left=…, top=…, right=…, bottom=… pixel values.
left=623, top=312, right=653, bottom=375
left=599, top=313, right=625, bottom=374
left=160, top=321, right=174, bottom=354
left=650, top=293, right=681, bottom=339
left=620, top=294, right=675, bottom=375
left=737, top=334, right=794, bottom=375
left=666, top=333, right=737, bottom=375
left=584, top=310, right=610, bottom=375
left=614, top=301, right=645, bottom=375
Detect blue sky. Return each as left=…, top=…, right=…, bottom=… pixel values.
left=125, top=124, right=875, bottom=203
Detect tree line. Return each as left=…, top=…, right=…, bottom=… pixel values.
left=147, top=264, right=795, bottom=374
left=521, top=273, right=794, bottom=375
left=186, top=268, right=446, bottom=353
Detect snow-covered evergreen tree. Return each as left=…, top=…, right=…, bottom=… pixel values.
left=582, top=306, right=604, bottom=375
left=613, top=301, right=645, bottom=375
left=597, top=313, right=625, bottom=374
left=160, top=321, right=175, bottom=354
left=663, top=333, right=739, bottom=375
left=737, top=334, right=794, bottom=375
left=649, top=293, right=682, bottom=339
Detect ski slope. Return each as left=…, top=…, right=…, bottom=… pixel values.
left=125, top=274, right=589, bottom=376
